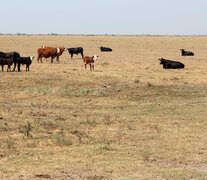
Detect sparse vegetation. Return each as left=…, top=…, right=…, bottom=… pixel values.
left=25, top=121, right=32, bottom=138
left=0, top=35, right=207, bottom=179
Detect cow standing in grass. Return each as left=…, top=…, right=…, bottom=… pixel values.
left=67, top=47, right=84, bottom=59
left=0, top=51, right=21, bottom=71
left=83, top=55, right=98, bottom=71
left=37, top=47, right=51, bottom=63
left=37, top=46, right=66, bottom=63
left=0, top=57, right=13, bottom=71
left=18, top=56, right=34, bottom=71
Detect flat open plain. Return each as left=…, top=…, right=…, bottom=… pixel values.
left=0, top=35, right=207, bottom=179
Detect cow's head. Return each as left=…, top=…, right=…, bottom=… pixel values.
left=30, top=56, right=35, bottom=61
left=180, top=49, right=184, bottom=51
left=59, top=47, right=67, bottom=52
left=158, top=58, right=165, bottom=64
left=93, top=55, right=99, bottom=61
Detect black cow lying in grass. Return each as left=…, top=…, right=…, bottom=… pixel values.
left=67, top=47, right=84, bottom=58
left=99, top=46, right=112, bottom=52
left=0, top=51, right=20, bottom=71
left=180, top=49, right=194, bottom=56
left=18, top=56, right=35, bottom=71
left=159, top=58, right=185, bottom=69
left=0, top=57, right=13, bottom=71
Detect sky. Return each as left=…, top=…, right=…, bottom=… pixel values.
left=0, top=0, right=207, bottom=35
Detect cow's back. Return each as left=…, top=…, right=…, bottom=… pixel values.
left=83, top=56, right=94, bottom=63
left=0, top=51, right=20, bottom=59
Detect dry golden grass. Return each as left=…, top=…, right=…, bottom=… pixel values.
left=0, top=35, right=207, bottom=179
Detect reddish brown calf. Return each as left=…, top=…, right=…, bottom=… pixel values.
left=83, top=55, right=98, bottom=71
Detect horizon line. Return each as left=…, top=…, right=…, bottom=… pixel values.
left=1, top=33, right=207, bottom=36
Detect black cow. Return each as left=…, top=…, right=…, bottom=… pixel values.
left=159, top=58, right=185, bottom=69
left=180, top=49, right=194, bottom=56
left=67, top=47, right=84, bottom=58
left=99, top=46, right=112, bottom=52
left=0, top=51, right=20, bottom=71
left=0, top=57, right=13, bottom=71
left=18, top=56, right=34, bottom=71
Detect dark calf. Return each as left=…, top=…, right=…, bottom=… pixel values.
left=180, top=49, right=194, bottom=56
left=18, top=56, right=34, bottom=71
left=159, top=58, right=185, bottom=69
left=0, top=57, right=13, bottom=72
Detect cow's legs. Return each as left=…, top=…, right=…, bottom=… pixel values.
left=37, top=56, right=42, bottom=63
left=7, top=65, right=12, bottom=72
left=71, top=53, right=73, bottom=59
left=90, top=63, right=92, bottom=71
left=13, top=62, right=16, bottom=71
left=81, top=52, right=84, bottom=58
left=51, top=57, right=53, bottom=63
left=2, top=65, right=4, bottom=72
left=56, top=56, right=59, bottom=63
left=84, top=63, right=87, bottom=70
left=26, top=65, right=29, bottom=71
left=17, top=63, right=21, bottom=72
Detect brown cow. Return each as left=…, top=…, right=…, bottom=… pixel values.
left=37, top=46, right=66, bottom=63
left=37, top=47, right=51, bottom=63
left=83, top=55, right=98, bottom=71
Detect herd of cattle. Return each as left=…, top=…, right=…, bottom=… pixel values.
left=0, top=45, right=194, bottom=72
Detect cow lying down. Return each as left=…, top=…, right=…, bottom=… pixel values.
left=180, top=49, right=194, bottom=56
left=99, top=46, right=112, bottom=52
left=159, top=58, right=185, bottom=69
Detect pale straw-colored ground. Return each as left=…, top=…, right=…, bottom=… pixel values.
left=0, top=35, right=207, bottom=179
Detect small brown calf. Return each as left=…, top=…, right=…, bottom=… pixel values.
left=83, top=55, right=98, bottom=71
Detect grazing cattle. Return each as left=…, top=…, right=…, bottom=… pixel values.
left=37, top=47, right=51, bottom=63
left=37, top=46, right=66, bottom=63
left=18, top=56, right=34, bottom=71
left=83, top=55, right=98, bottom=71
left=0, top=57, right=13, bottom=71
left=0, top=51, right=20, bottom=71
left=99, top=46, right=112, bottom=52
left=180, top=49, right=194, bottom=56
left=159, top=58, right=185, bottom=69
left=67, top=47, right=84, bottom=58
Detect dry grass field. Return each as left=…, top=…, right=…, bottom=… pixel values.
left=0, top=35, right=207, bottom=179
